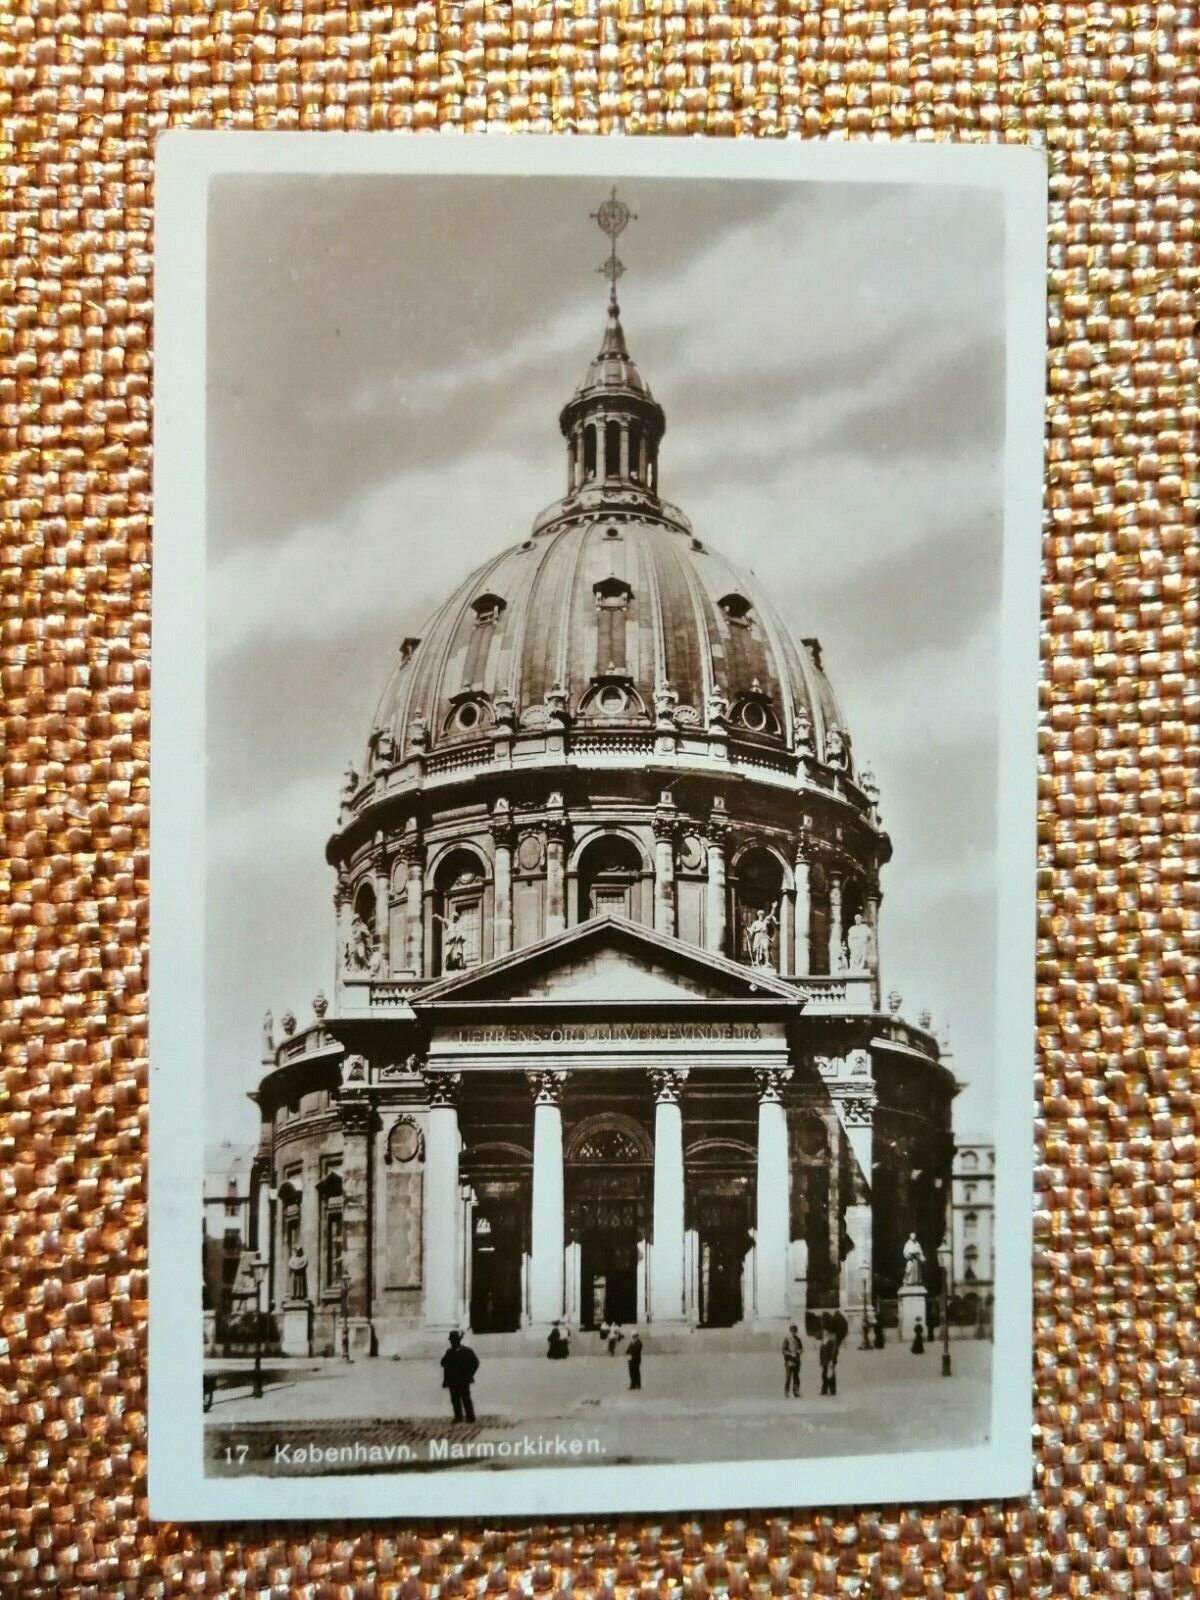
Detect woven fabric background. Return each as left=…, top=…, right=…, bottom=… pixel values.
left=1, top=2, right=1197, bottom=1595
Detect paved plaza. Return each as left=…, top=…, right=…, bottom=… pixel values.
left=204, top=1336, right=991, bottom=1475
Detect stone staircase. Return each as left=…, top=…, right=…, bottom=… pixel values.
left=376, top=1324, right=787, bottom=1359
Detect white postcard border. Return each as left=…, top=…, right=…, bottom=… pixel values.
left=149, top=131, right=1045, bottom=1522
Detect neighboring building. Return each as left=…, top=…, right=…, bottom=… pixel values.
left=949, top=1140, right=995, bottom=1308
left=202, top=1143, right=255, bottom=1322
left=248, top=239, right=958, bottom=1356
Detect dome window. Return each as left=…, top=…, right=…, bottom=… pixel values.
left=728, top=693, right=781, bottom=737
left=444, top=695, right=493, bottom=738
left=470, top=593, right=506, bottom=625
left=594, top=577, right=633, bottom=674
left=719, top=592, right=753, bottom=626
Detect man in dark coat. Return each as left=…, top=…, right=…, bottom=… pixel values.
left=819, top=1327, right=839, bottom=1396
left=626, top=1331, right=643, bottom=1390
left=781, top=1324, right=803, bottom=1397
left=441, top=1330, right=480, bottom=1422
left=826, top=1307, right=849, bottom=1352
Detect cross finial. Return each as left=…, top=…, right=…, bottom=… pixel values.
left=591, top=186, right=636, bottom=311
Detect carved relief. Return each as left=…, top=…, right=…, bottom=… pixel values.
left=422, top=1070, right=462, bottom=1107
left=384, top=1115, right=425, bottom=1165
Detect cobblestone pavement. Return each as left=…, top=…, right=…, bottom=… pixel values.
left=205, top=1341, right=991, bottom=1475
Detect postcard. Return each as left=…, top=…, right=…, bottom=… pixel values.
left=150, top=132, right=1045, bottom=1519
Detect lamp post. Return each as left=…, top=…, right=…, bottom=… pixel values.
left=859, top=1267, right=872, bottom=1350
left=248, top=1252, right=269, bottom=1399
left=340, top=1271, right=351, bottom=1362
left=938, top=1242, right=952, bottom=1378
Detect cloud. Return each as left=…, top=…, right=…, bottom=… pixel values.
left=202, top=172, right=1008, bottom=1149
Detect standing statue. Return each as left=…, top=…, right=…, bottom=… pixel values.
left=747, top=906, right=778, bottom=968
left=345, top=914, right=375, bottom=974
left=824, top=724, right=848, bottom=769
left=288, top=1247, right=309, bottom=1300
left=792, top=706, right=815, bottom=755
left=846, top=913, right=877, bottom=972
left=261, top=1010, right=275, bottom=1058
left=434, top=909, right=467, bottom=971
left=901, top=1231, right=926, bottom=1288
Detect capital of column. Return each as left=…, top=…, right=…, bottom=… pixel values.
left=649, top=1065, right=689, bottom=1104
left=399, top=833, right=424, bottom=867
left=490, top=814, right=517, bottom=850
left=830, top=1084, right=877, bottom=1125
left=754, top=1066, right=794, bottom=1104
left=336, top=1093, right=376, bottom=1137
left=422, top=1070, right=462, bottom=1108
left=525, top=1068, right=565, bottom=1106
left=545, top=815, right=570, bottom=846
left=653, top=810, right=680, bottom=843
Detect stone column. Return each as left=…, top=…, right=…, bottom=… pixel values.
left=705, top=814, right=728, bottom=955
left=526, top=1070, right=566, bottom=1325
left=793, top=847, right=811, bottom=977
left=649, top=1067, right=688, bottom=1324
left=754, top=1068, right=793, bottom=1321
left=249, top=1154, right=270, bottom=1253
left=492, top=810, right=515, bottom=958
left=779, top=889, right=793, bottom=977
left=619, top=422, right=630, bottom=478
left=566, top=435, right=576, bottom=495
left=595, top=420, right=607, bottom=480
left=404, top=835, right=425, bottom=977
left=638, top=433, right=649, bottom=485
left=832, top=1077, right=876, bottom=1308
left=337, top=1095, right=375, bottom=1348
left=865, top=883, right=881, bottom=1006
left=827, top=870, right=843, bottom=974
left=422, top=1072, right=462, bottom=1328
left=653, top=805, right=677, bottom=937
left=545, top=817, right=568, bottom=939
left=374, top=852, right=390, bottom=973
left=335, top=886, right=352, bottom=988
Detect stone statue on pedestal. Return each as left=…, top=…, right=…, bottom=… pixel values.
left=747, top=906, right=778, bottom=968
left=288, top=1247, right=309, bottom=1300
left=901, top=1231, right=925, bottom=1287
left=846, top=913, right=876, bottom=972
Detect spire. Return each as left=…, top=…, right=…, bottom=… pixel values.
left=557, top=187, right=666, bottom=499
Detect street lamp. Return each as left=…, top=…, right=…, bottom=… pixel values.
left=859, top=1267, right=872, bottom=1350
left=339, top=1271, right=352, bottom=1362
left=937, top=1242, right=952, bottom=1378
left=248, top=1252, right=269, bottom=1399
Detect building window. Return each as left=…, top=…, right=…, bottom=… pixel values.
left=583, top=424, right=597, bottom=480
left=964, top=1183, right=976, bottom=1202
left=605, top=420, right=621, bottom=476
left=432, top=850, right=486, bottom=973
left=318, top=1162, right=344, bottom=1295
left=964, top=1244, right=979, bottom=1282
left=578, top=834, right=643, bottom=922
left=594, top=576, right=633, bottom=674
left=963, top=1211, right=978, bottom=1236
left=719, top=592, right=753, bottom=625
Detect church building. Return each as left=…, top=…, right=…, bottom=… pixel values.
left=248, top=196, right=957, bottom=1356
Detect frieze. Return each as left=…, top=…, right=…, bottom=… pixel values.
left=450, top=1020, right=773, bottom=1045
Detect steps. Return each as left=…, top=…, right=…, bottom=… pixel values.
left=374, top=1324, right=787, bottom=1359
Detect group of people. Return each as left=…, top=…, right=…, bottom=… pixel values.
left=782, top=1309, right=849, bottom=1398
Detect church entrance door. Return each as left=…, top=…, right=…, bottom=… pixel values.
left=468, top=1178, right=526, bottom=1334
left=566, top=1119, right=652, bottom=1331
left=580, top=1230, right=638, bottom=1327
left=686, top=1151, right=755, bottom=1329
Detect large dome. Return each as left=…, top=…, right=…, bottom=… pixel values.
left=356, top=299, right=857, bottom=798
left=367, top=512, right=853, bottom=773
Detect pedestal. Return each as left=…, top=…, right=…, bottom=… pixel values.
left=897, top=1285, right=928, bottom=1344
left=281, top=1300, right=313, bottom=1357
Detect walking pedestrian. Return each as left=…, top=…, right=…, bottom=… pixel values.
left=607, top=1322, right=624, bottom=1356
left=547, top=1321, right=569, bottom=1360
left=910, top=1320, right=925, bottom=1355
left=819, top=1327, right=839, bottom=1396
left=440, top=1330, right=480, bottom=1422
left=826, top=1307, right=849, bottom=1353
left=626, top=1331, right=643, bottom=1390
left=781, top=1324, right=803, bottom=1397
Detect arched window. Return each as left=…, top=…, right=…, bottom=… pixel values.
left=732, top=846, right=786, bottom=971
left=345, top=881, right=379, bottom=975
left=628, top=421, right=643, bottom=481
left=964, top=1183, right=976, bottom=1203
left=605, top=420, right=621, bottom=478
left=578, top=834, right=644, bottom=923
left=964, top=1243, right=979, bottom=1281
left=583, top=424, right=597, bottom=480
left=963, top=1211, right=978, bottom=1236
left=432, top=850, right=486, bottom=974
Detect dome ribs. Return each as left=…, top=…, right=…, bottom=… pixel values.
left=643, top=522, right=704, bottom=714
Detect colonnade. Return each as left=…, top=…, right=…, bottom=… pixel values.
left=418, top=1063, right=806, bottom=1328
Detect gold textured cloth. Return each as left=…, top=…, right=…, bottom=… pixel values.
left=2, top=3, right=1197, bottom=1594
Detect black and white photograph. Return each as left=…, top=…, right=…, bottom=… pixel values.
left=150, top=135, right=1044, bottom=1520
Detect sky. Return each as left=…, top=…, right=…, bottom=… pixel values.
left=204, top=171, right=1006, bottom=1154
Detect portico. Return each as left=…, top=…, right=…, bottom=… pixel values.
left=408, top=915, right=865, bottom=1336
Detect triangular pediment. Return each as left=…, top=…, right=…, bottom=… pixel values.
left=415, top=916, right=798, bottom=1007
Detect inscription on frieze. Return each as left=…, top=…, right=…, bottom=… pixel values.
left=451, top=1020, right=775, bottom=1045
